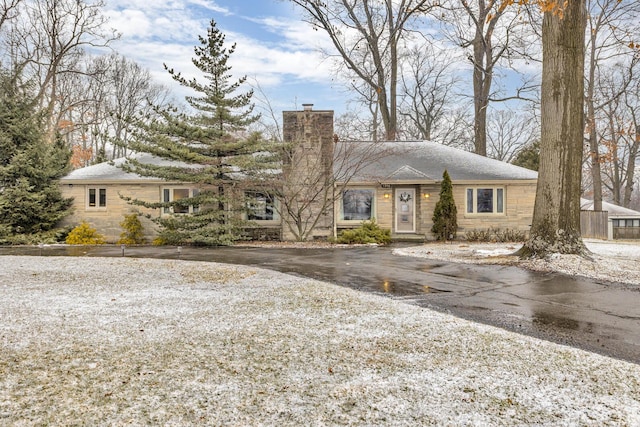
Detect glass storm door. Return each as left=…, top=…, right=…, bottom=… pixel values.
left=395, top=188, right=415, bottom=233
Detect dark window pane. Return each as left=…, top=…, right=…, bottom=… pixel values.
left=476, top=189, right=494, bottom=213
left=247, top=192, right=276, bottom=221
left=89, top=189, right=96, bottom=207
left=342, top=189, right=373, bottom=220
left=496, top=188, right=503, bottom=213
left=163, top=189, right=170, bottom=214
left=99, top=189, right=106, bottom=207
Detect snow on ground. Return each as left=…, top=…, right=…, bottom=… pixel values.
left=394, top=239, right=640, bottom=287
left=1, top=255, right=640, bottom=425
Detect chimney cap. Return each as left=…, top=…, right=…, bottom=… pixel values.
left=302, top=103, right=313, bottom=111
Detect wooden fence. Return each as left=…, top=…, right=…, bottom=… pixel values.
left=580, top=210, right=608, bottom=239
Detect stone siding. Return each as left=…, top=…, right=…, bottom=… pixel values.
left=281, top=107, right=335, bottom=241
left=60, top=183, right=160, bottom=243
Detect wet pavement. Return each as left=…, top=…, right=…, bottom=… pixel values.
left=2, top=244, right=640, bottom=364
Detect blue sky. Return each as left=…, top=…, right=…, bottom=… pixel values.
left=103, top=0, right=346, bottom=115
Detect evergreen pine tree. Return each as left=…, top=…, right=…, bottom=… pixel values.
left=512, top=140, right=540, bottom=171
left=0, top=74, right=72, bottom=242
left=122, top=20, right=277, bottom=245
left=431, top=170, right=458, bottom=241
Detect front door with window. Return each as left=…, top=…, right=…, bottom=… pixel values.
left=395, top=188, right=415, bottom=233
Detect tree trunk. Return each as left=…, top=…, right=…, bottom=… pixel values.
left=472, top=25, right=490, bottom=156
left=520, top=1, right=587, bottom=257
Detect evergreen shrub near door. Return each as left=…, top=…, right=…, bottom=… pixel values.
left=336, top=220, right=391, bottom=245
left=432, top=170, right=458, bottom=241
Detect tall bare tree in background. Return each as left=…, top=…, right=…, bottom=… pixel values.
left=486, top=108, right=538, bottom=162
left=597, top=59, right=640, bottom=208
left=433, top=0, right=535, bottom=156
left=584, top=0, right=640, bottom=211
left=0, top=1, right=170, bottom=166
left=0, top=0, right=20, bottom=33
left=398, top=43, right=462, bottom=141
left=93, top=53, right=171, bottom=159
left=5, top=0, right=118, bottom=143
left=288, top=0, right=435, bottom=141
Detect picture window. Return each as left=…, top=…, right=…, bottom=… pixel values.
left=466, top=188, right=504, bottom=214
left=341, top=189, right=375, bottom=221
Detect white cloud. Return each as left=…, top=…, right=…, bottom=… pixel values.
left=102, top=1, right=345, bottom=112
left=104, top=8, right=151, bottom=38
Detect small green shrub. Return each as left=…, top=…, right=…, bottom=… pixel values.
left=65, top=221, right=106, bottom=245
left=118, top=213, right=146, bottom=245
left=337, top=220, right=391, bottom=245
left=4, top=228, right=71, bottom=245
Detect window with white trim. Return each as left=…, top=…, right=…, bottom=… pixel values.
left=162, top=188, right=200, bottom=214
left=87, top=188, right=106, bottom=208
left=466, top=187, right=504, bottom=214
left=245, top=191, right=279, bottom=221
left=340, top=189, right=375, bottom=221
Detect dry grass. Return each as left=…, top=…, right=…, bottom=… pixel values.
left=1, top=256, right=640, bottom=425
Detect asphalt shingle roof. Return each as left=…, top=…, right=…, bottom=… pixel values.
left=63, top=140, right=538, bottom=184
left=581, top=199, right=640, bottom=217
left=338, top=140, right=538, bottom=183
left=61, top=154, right=184, bottom=183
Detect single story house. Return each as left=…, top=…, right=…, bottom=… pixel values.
left=59, top=105, right=539, bottom=242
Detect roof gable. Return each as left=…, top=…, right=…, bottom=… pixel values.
left=386, top=165, right=434, bottom=181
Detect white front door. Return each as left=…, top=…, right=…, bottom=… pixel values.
left=395, top=188, right=415, bottom=233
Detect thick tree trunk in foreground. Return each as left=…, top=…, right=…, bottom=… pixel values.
left=521, top=1, right=587, bottom=258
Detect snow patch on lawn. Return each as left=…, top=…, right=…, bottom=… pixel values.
left=1, top=256, right=640, bottom=425
left=394, top=239, right=640, bottom=286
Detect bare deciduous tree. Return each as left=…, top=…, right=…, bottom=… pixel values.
left=276, top=139, right=393, bottom=241
left=398, top=43, right=462, bottom=141
left=49, top=53, right=170, bottom=166
left=288, top=0, right=435, bottom=141
left=0, top=0, right=20, bottom=33
left=98, top=53, right=170, bottom=159
left=584, top=0, right=640, bottom=211
left=597, top=59, right=640, bottom=208
left=433, top=0, right=532, bottom=155
left=7, top=0, right=118, bottom=142
left=486, top=108, right=538, bottom=162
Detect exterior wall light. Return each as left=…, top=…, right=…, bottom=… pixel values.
left=423, top=193, right=430, bottom=199
left=383, top=193, right=391, bottom=199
